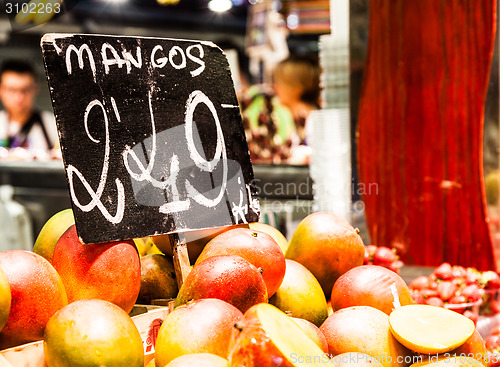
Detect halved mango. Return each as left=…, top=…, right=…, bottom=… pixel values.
left=389, top=304, right=475, bottom=354
left=229, top=303, right=331, bottom=366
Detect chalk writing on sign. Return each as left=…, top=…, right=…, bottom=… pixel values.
left=42, top=34, right=259, bottom=244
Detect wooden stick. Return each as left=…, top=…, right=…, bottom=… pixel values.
left=169, top=232, right=191, bottom=289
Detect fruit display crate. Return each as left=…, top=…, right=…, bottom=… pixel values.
left=0, top=304, right=171, bottom=367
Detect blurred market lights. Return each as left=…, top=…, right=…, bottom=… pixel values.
left=286, top=12, right=299, bottom=30
left=157, top=0, right=180, bottom=4
left=208, top=0, right=232, bottom=12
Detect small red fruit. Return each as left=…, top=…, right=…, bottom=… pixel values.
left=409, top=276, right=429, bottom=290
left=373, top=246, right=396, bottom=266
left=486, top=335, right=500, bottom=350
left=433, top=262, right=453, bottom=280
left=364, top=248, right=371, bottom=264
left=491, top=325, right=500, bottom=336
left=465, top=268, right=479, bottom=285
left=451, top=266, right=467, bottom=279
left=428, top=280, right=439, bottom=290
left=365, top=245, right=377, bottom=265
left=437, top=281, right=457, bottom=301
left=447, top=295, right=468, bottom=313
left=460, top=284, right=482, bottom=302
left=491, top=300, right=500, bottom=314
left=485, top=271, right=500, bottom=289
left=411, top=290, right=424, bottom=304
left=388, top=260, right=403, bottom=274
left=424, top=297, right=444, bottom=307
left=420, top=289, right=439, bottom=299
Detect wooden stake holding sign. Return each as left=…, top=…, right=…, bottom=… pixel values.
left=41, top=34, right=260, bottom=287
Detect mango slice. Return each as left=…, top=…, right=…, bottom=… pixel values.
left=229, top=303, right=331, bottom=366
left=389, top=304, right=475, bottom=354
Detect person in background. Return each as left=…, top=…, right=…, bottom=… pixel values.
left=0, top=59, right=58, bottom=151
left=241, top=54, right=320, bottom=164
left=272, top=55, right=321, bottom=145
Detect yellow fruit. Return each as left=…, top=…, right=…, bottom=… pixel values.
left=248, top=222, right=289, bottom=253
left=33, top=208, right=74, bottom=264
left=269, top=259, right=328, bottom=327
left=0, top=267, right=10, bottom=333
left=133, top=237, right=147, bottom=257
left=44, top=299, right=143, bottom=367
left=285, top=212, right=365, bottom=298
left=155, top=299, right=243, bottom=366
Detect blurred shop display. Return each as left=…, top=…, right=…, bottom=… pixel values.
left=246, top=0, right=290, bottom=84
left=0, top=185, right=32, bottom=252
left=281, top=0, right=330, bottom=34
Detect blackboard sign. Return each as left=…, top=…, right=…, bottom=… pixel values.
left=41, top=34, right=260, bottom=244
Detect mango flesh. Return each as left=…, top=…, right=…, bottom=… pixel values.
left=0, top=250, right=68, bottom=349
left=33, top=208, right=74, bottom=264
left=320, top=306, right=412, bottom=367
left=229, top=303, right=332, bottom=366
left=175, top=255, right=267, bottom=313
left=331, top=352, right=384, bottom=366
left=137, top=254, right=178, bottom=304
left=195, top=227, right=286, bottom=297
left=269, top=259, right=328, bottom=327
left=52, top=224, right=141, bottom=313
left=389, top=305, right=475, bottom=354
left=248, top=222, right=289, bottom=254
left=291, top=317, right=329, bottom=354
left=165, top=353, right=230, bottom=367
left=0, top=267, right=10, bottom=333
left=285, top=212, right=365, bottom=298
left=155, top=298, right=243, bottom=366
left=43, top=299, right=143, bottom=367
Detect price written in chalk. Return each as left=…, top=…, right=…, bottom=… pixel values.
left=41, top=34, right=259, bottom=244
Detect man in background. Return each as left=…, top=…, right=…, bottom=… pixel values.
left=0, top=59, right=58, bottom=151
